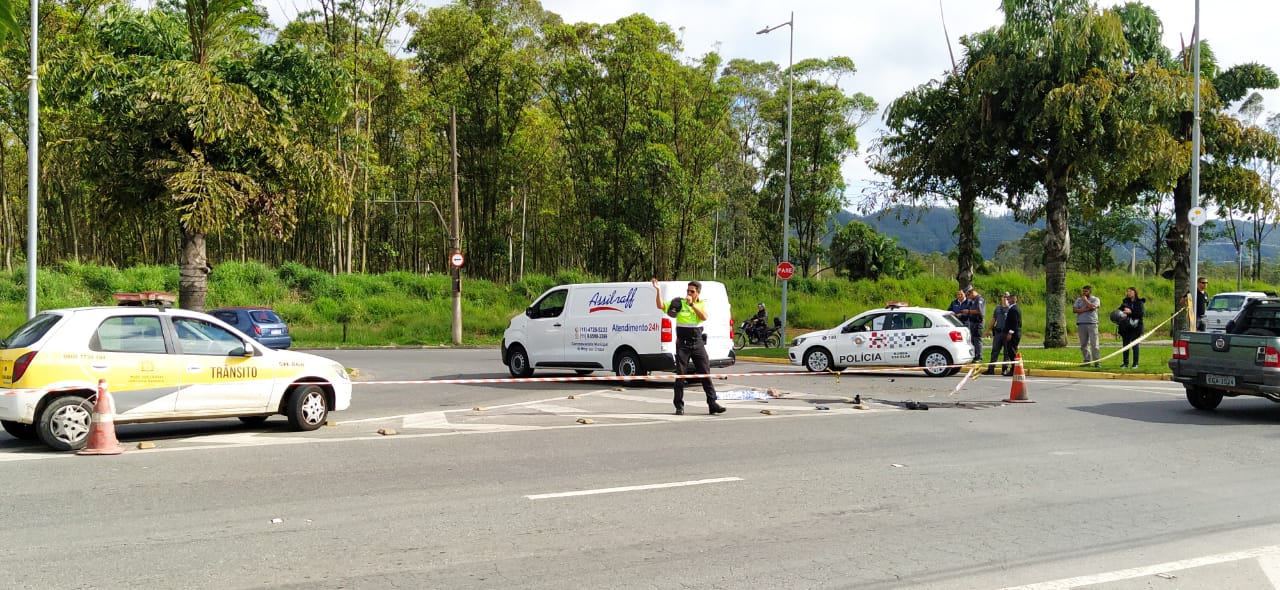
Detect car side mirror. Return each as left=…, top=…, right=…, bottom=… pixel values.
left=526, top=307, right=536, bottom=319
left=230, top=342, right=255, bottom=357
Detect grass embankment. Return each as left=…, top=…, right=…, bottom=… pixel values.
left=0, top=260, right=1261, bottom=367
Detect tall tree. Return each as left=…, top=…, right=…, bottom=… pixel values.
left=969, top=0, right=1180, bottom=346
left=760, top=57, right=875, bottom=277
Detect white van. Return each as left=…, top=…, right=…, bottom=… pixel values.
left=1204, top=291, right=1275, bottom=332
left=502, top=281, right=735, bottom=377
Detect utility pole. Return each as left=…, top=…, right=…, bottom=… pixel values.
left=450, top=108, right=462, bottom=345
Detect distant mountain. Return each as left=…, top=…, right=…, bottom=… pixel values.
left=833, top=208, right=1040, bottom=259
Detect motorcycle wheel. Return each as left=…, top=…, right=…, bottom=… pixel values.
left=733, top=333, right=747, bottom=350
left=765, top=333, right=782, bottom=348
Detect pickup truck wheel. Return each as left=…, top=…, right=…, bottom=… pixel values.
left=1186, top=386, right=1223, bottom=411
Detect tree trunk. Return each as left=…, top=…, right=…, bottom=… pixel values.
left=179, top=227, right=211, bottom=311
left=1166, top=175, right=1192, bottom=334
left=954, top=188, right=977, bottom=291
left=1042, top=170, right=1071, bottom=348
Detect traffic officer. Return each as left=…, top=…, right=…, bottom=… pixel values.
left=984, top=292, right=1010, bottom=375
left=959, top=287, right=986, bottom=361
left=652, top=278, right=725, bottom=416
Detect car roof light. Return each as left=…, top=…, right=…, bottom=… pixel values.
left=114, top=292, right=177, bottom=309
left=885, top=301, right=910, bottom=309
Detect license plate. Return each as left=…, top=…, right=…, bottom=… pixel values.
left=1204, top=374, right=1236, bottom=387
left=270, top=329, right=282, bottom=335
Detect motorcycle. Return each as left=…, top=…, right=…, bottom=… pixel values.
left=734, top=317, right=782, bottom=350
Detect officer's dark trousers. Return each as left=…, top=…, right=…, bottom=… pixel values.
left=987, top=330, right=1007, bottom=371
left=674, top=337, right=717, bottom=410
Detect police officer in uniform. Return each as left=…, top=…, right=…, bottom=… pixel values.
left=959, top=287, right=986, bottom=361
left=652, top=278, right=726, bottom=416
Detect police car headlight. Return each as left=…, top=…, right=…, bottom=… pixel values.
left=791, top=336, right=806, bottom=347
left=332, top=363, right=350, bottom=380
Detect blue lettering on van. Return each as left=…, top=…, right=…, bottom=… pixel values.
left=588, top=288, right=638, bottom=313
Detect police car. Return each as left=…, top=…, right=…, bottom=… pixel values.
left=0, top=292, right=352, bottom=451
left=788, top=302, right=973, bottom=377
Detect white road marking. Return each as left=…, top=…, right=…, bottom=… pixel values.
left=999, top=543, right=1280, bottom=589
left=525, top=477, right=743, bottom=500
left=1260, top=554, right=1280, bottom=588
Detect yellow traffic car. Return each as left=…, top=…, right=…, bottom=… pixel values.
left=0, top=295, right=351, bottom=451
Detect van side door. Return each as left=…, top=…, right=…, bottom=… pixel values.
left=525, top=288, right=569, bottom=365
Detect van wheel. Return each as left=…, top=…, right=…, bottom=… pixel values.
left=38, top=395, right=93, bottom=451
left=1186, top=385, right=1223, bottom=411
left=508, top=345, right=534, bottom=378
left=920, top=348, right=953, bottom=377
left=614, top=349, right=648, bottom=378
left=803, top=348, right=833, bottom=372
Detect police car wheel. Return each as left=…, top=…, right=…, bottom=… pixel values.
left=37, top=395, right=93, bottom=451
left=804, top=348, right=833, bottom=372
left=508, top=345, right=534, bottom=378
left=920, top=348, right=953, bottom=377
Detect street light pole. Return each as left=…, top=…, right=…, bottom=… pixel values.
left=757, top=11, right=794, bottom=345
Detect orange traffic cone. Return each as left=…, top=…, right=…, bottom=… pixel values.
left=1005, top=353, right=1034, bottom=403
left=78, top=379, right=124, bottom=455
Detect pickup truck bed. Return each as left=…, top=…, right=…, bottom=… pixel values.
left=1169, top=298, right=1280, bottom=410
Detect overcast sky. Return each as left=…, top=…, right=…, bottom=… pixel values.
left=269, top=0, right=1280, bottom=208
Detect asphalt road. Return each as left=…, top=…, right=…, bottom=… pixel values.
left=3, top=349, right=1280, bottom=589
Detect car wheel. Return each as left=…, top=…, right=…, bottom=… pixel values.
left=803, top=348, right=833, bottom=372
left=38, top=395, right=93, bottom=451
left=733, top=333, right=747, bottom=350
left=238, top=416, right=270, bottom=425
left=286, top=385, right=328, bottom=431
left=920, top=348, right=953, bottom=377
left=765, top=333, right=782, bottom=349
left=614, top=348, right=648, bottom=377
left=507, top=345, right=534, bottom=378
left=1, top=420, right=37, bottom=440
left=1186, top=385, right=1223, bottom=411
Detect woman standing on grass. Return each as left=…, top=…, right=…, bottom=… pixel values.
left=1118, top=287, right=1145, bottom=369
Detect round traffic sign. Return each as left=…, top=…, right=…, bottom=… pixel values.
left=776, top=261, right=795, bottom=280
left=450, top=252, right=465, bottom=268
